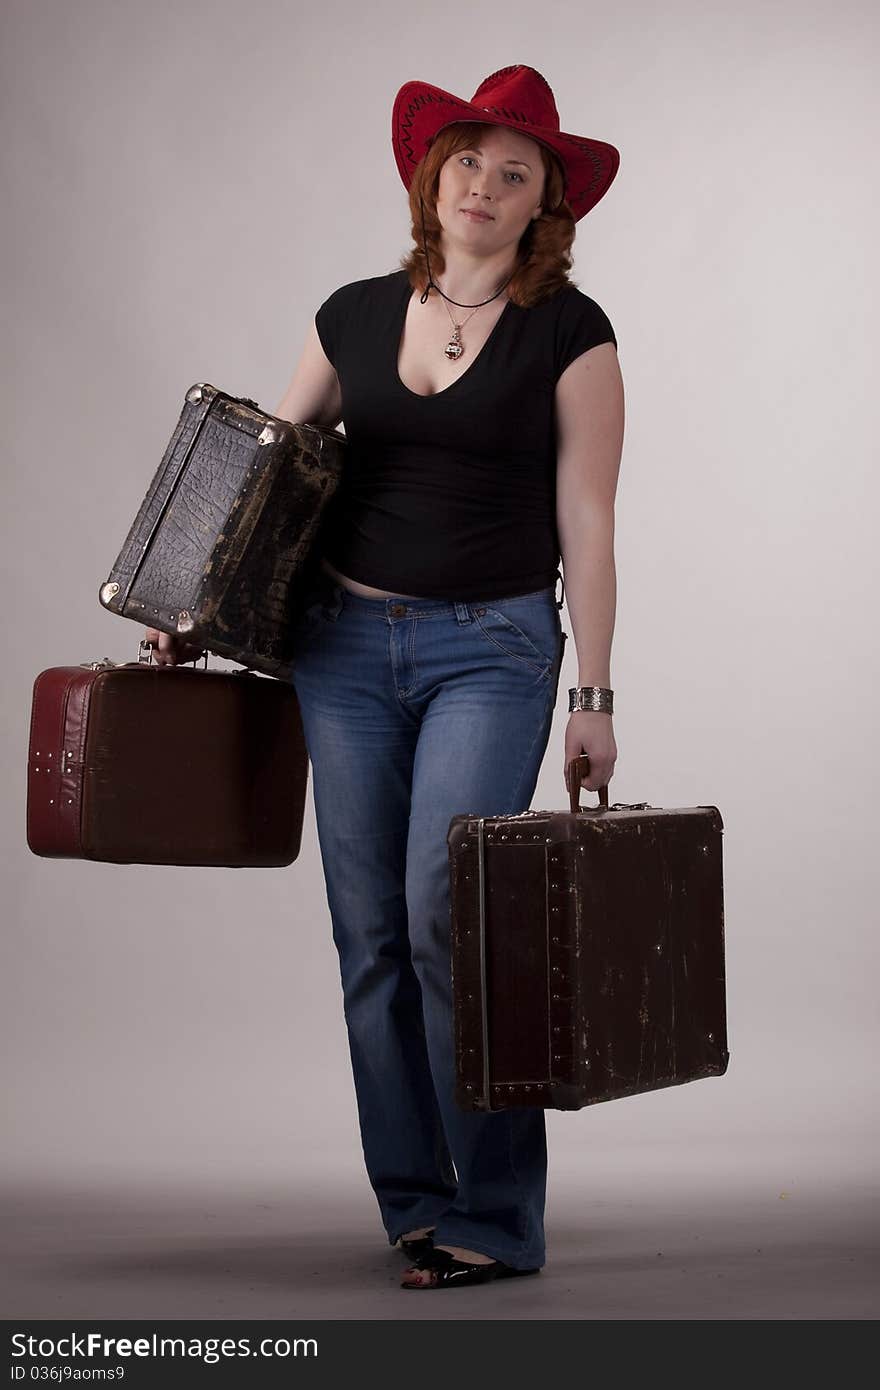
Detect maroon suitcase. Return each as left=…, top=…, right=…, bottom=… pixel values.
left=448, top=754, right=729, bottom=1112
left=27, top=647, right=308, bottom=866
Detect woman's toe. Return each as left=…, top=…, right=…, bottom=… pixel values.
left=400, top=1264, right=436, bottom=1288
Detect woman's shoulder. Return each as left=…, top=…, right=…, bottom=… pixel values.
left=547, top=280, right=617, bottom=350
left=540, top=278, right=611, bottom=318
left=537, top=280, right=617, bottom=378
left=317, top=268, right=406, bottom=310
left=314, top=270, right=406, bottom=366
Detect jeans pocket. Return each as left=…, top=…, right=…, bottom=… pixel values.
left=471, top=597, right=560, bottom=674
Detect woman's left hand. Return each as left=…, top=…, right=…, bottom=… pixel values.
left=564, top=711, right=617, bottom=795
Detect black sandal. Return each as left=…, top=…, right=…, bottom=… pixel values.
left=400, top=1245, right=541, bottom=1289
left=394, top=1228, right=436, bottom=1260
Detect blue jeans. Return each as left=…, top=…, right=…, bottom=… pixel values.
left=287, top=567, right=567, bottom=1269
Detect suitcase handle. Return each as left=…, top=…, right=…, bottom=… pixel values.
left=138, top=638, right=208, bottom=669
left=566, top=752, right=609, bottom=812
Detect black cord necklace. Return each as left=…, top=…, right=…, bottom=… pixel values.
left=417, top=191, right=515, bottom=309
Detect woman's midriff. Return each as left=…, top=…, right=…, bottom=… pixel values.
left=319, top=555, right=430, bottom=600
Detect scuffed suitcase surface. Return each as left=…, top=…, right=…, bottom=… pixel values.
left=27, top=663, right=308, bottom=866
left=448, top=803, right=728, bottom=1113
left=99, top=384, right=346, bottom=676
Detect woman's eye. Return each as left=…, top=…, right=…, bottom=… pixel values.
left=459, top=156, right=524, bottom=184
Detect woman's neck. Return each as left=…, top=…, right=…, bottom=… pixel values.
left=428, top=247, right=518, bottom=304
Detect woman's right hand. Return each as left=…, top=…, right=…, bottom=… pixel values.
left=143, top=627, right=206, bottom=668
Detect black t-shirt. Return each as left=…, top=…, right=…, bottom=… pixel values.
left=313, top=267, right=617, bottom=601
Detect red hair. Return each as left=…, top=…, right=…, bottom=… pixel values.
left=397, top=121, right=577, bottom=308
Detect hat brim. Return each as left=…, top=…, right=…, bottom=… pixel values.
left=392, top=79, right=619, bottom=222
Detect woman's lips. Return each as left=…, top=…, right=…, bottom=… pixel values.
left=461, top=209, right=493, bottom=222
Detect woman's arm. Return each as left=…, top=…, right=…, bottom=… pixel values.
left=273, top=319, right=344, bottom=430
left=554, top=341, right=625, bottom=792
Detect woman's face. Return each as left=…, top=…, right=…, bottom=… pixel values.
left=435, top=125, right=546, bottom=254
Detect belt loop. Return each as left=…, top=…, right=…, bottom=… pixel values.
left=454, top=600, right=472, bottom=625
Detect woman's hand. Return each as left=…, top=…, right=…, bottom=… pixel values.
left=564, top=711, right=617, bottom=796
left=143, top=627, right=206, bottom=668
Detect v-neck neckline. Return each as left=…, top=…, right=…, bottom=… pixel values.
left=393, top=270, right=514, bottom=401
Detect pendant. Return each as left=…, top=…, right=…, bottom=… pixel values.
left=444, top=325, right=464, bottom=360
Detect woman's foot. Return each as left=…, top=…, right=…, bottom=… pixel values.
left=436, top=1244, right=494, bottom=1263
left=400, top=1243, right=493, bottom=1284
left=400, top=1245, right=540, bottom=1289
left=394, top=1226, right=436, bottom=1258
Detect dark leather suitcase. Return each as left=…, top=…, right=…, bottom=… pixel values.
left=448, top=754, right=729, bottom=1112
left=27, top=647, right=308, bottom=866
left=98, top=382, right=346, bottom=677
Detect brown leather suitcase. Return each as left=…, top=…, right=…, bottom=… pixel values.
left=97, top=382, right=346, bottom=678
left=27, top=648, right=308, bottom=866
left=448, top=754, right=729, bottom=1112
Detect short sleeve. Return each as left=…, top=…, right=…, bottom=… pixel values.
left=314, top=285, right=347, bottom=369
left=554, top=289, right=617, bottom=382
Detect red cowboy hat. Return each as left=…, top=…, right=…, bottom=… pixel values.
left=392, top=64, right=620, bottom=223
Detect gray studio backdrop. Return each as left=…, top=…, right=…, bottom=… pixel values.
left=3, top=0, right=877, bottom=1227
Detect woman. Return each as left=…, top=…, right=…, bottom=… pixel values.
left=147, top=64, right=624, bottom=1292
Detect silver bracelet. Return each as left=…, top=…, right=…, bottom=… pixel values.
left=568, top=686, right=614, bottom=714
